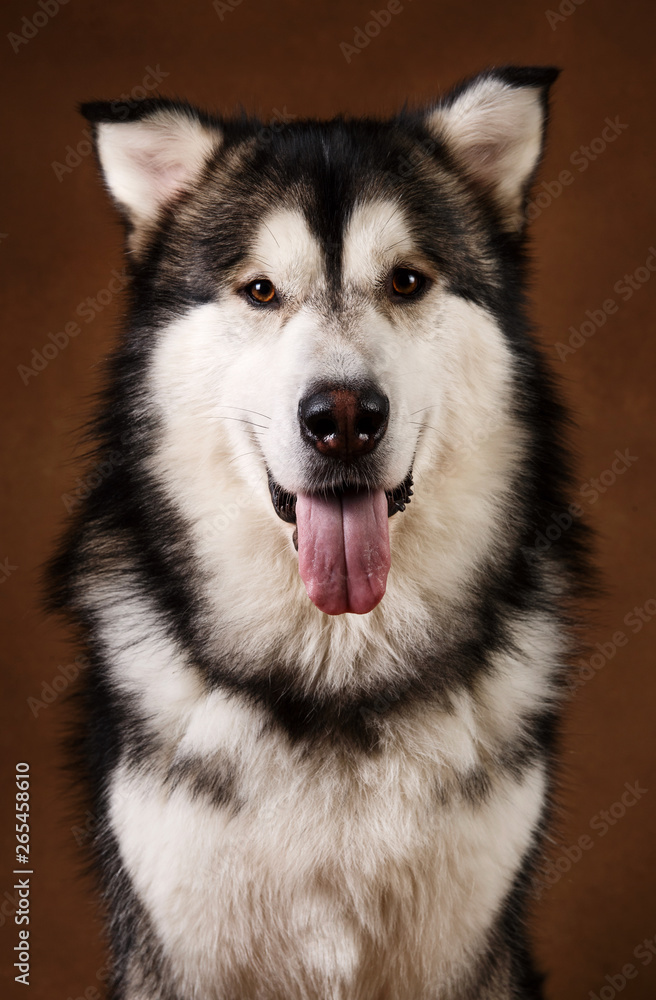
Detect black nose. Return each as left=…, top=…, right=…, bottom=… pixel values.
left=298, top=384, right=389, bottom=461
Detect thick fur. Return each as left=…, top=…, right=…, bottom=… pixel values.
left=49, top=66, right=590, bottom=1000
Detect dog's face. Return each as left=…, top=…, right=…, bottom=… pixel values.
left=85, top=68, right=556, bottom=619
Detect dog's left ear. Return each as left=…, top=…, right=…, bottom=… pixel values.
left=80, top=99, right=222, bottom=250
left=425, top=66, right=559, bottom=231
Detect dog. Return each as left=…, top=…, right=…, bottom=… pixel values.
left=49, top=65, right=590, bottom=999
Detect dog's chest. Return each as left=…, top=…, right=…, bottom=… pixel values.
left=108, top=685, right=544, bottom=999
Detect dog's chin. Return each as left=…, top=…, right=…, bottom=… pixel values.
left=267, top=469, right=414, bottom=617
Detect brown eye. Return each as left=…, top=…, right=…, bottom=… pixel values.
left=390, top=268, right=424, bottom=298
left=246, top=279, right=277, bottom=304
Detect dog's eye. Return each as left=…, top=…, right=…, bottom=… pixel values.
left=390, top=268, right=425, bottom=298
left=245, top=279, right=277, bottom=305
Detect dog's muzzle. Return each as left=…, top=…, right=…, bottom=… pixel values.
left=267, top=382, right=413, bottom=616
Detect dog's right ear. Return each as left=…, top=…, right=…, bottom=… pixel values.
left=80, top=99, right=222, bottom=248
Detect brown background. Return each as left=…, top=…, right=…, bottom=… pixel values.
left=1, top=0, right=655, bottom=997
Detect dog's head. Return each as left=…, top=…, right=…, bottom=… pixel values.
left=84, top=67, right=558, bottom=620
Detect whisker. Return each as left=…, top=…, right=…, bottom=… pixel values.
left=262, top=222, right=280, bottom=249
left=409, top=405, right=440, bottom=416
left=270, top=541, right=295, bottom=561
left=382, top=237, right=410, bottom=256
left=227, top=451, right=263, bottom=467
left=248, top=254, right=274, bottom=271
left=210, top=416, right=270, bottom=430
left=217, top=404, right=272, bottom=421
left=409, top=421, right=440, bottom=433
left=380, top=206, right=402, bottom=236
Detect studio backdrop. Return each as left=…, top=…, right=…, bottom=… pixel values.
left=0, top=1, right=654, bottom=998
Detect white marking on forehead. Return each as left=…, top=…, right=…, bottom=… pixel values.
left=247, top=208, right=324, bottom=294
left=342, top=199, right=415, bottom=287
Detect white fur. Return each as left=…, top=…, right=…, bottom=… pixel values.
left=143, top=202, right=524, bottom=695
left=101, top=579, right=551, bottom=999
left=110, top=752, right=545, bottom=999
left=427, top=76, right=545, bottom=229
left=96, top=109, right=220, bottom=231
left=341, top=199, right=417, bottom=285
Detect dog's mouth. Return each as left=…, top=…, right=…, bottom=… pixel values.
left=268, top=472, right=413, bottom=617
left=268, top=472, right=414, bottom=524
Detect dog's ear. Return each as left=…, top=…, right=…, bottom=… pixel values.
left=80, top=99, right=222, bottom=247
left=424, top=67, right=559, bottom=231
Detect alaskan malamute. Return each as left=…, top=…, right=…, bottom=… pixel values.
left=49, top=66, right=590, bottom=999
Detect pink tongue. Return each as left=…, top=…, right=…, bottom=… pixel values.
left=295, top=490, right=390, bottom=615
